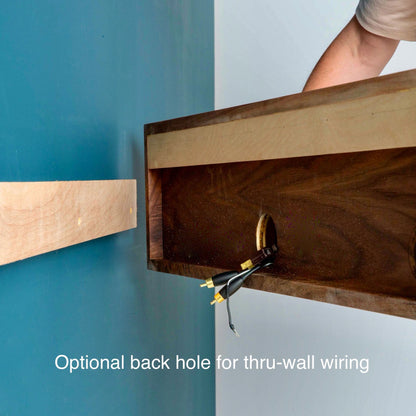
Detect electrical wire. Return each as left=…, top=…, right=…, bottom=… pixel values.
left=226, top=261, right=274, bottom=336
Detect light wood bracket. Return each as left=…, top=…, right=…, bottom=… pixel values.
left=0, top=180, right=137, bottom=266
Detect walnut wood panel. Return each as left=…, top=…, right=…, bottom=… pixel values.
left=153, top=147, right=416, bottom=318
left=145, top=69, right=416, bottom=318
left=147, top=170, right=163, bottom=259
left=147, top=70, right=416, bottom=169
left=148, top=259, right=416, bottom=319
left=0, top=180, right=137, bottom=266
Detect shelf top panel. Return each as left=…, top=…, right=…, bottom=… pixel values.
left=146, top=69, right=416, bottom=169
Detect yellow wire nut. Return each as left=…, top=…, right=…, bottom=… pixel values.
left=240, top=259, right=253, bottom=270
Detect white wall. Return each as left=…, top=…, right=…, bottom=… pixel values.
left=215, top=0, right=415, bottom=107
left=215, top=1, right=416, bottom=415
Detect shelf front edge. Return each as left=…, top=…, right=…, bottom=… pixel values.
left=147, top=75, right=416, bottom=169
left=149, top=259, right=416, bottom=320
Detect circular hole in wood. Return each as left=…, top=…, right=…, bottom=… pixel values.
left=409, top=228, right=416, bottom=279
left=256, top=213, right=277, bottom=250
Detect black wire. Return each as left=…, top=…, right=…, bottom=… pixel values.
left=226, top=269, right=250, bottom=336
left=226, top=261, right=274, bottom=336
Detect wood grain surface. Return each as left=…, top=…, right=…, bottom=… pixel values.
left=0, top=180, right=137, bottom=266
left=147, top=69, right=416, bottom=169
left=148, top=259, right=416, bottom=319
left=145, top=69, right=416, bottom=318
left=147, top=171, right=163, bottom=259
left=148, top=87, right=416, bottom=169
left=153, top=147, right=416, bottom=317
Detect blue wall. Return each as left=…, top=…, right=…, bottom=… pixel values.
left=0, top=1, right=214, bottom=414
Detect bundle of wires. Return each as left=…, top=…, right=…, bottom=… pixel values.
left=201, top=245, right=277, bottom=336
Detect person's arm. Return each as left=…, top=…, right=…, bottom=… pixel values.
left=303, top=16, right=399, bottom=92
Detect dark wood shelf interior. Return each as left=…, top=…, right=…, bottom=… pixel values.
left=145, top=69, right=416, bottom=319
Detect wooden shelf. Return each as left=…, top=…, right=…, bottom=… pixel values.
left=0, top=180, right=137, bottom=265
left=145, top=69, right=416, bottom=319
